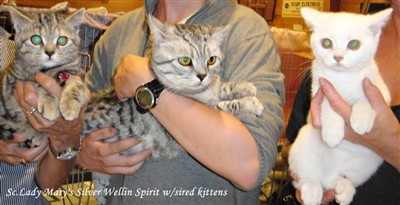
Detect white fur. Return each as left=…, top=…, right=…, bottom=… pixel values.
left=289, top=7, right=392, bottom=205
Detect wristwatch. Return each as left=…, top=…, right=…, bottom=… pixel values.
left=134, top=78, right=164, bottom=113
left=49, top=142, right=81, bottom=161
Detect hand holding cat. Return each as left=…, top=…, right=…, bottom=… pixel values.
left=113, top=54, right=154, bottom=101
left=311, top=77, right=400, bottom=171
left=77, top=127, right=152, bottom=174
left=14, top=72, right=88, bottom=152
left=0, top=133, right=48, bottom=165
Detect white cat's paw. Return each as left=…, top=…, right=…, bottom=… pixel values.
left=321, top=124, right=344, bottom=147
left=321, top=110, right=345, bottom=147
left=38, top=92, right=60, bottom=121
left=322, top=128, right=344, bottom=147
left=298, top=180, right=323, bottom=205
left=335, top=177, right=356, bottom=205
left=350, top=102, right=375, bottom=135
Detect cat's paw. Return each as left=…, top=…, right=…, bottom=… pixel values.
left=245, top=96, right=264, bottom=116
left=235, top=82, right=257, bottom=97
left=38, top=91, right=60, bottom=121
left=321, top=110, right=345, bottom=147
left=217, top=96, right=263, bottom=116
left=220, top=82, right=257, bottom=100
left=59, top=99, right=83, bottom=121
left=297, top=180, right=323, bottom=205
left=60, top=78, right=88, bottom=121
left=322, top=127, right=344, bottom=147
left=350, top=102, right=375, bottom=135
left=334, top=177, right=356, bottom=205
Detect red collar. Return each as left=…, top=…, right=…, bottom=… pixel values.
left=58, top=72, right=70, bottom=81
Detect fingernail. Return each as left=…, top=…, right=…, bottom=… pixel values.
left=110, top=128, right=118, bottom=135
left=319, top=77, right=326, bottom=86
left=364, top=78, right=372, bottom=86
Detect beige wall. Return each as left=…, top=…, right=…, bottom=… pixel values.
left=267, top=0, right=331, bottom=30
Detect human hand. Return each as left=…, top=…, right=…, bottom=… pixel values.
left=14, top=72, right=89, bottom=149
left=77, top=127, right=152, bottom=174
left=0, top=132, right=48, bottom=165
left=112, top=54, right=154, bottom=100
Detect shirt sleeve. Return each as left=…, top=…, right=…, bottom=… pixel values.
left=222, top=9, right=285, bottom=188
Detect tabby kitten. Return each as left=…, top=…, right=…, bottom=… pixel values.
left=87, top=15, right=264, bottom=205
left=288, top=8, right=392, bottom=205
left=0, top=6, right=87, bottom=146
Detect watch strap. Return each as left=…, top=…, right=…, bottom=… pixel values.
left=134, top=78, right=164, bottom=113
left=147, top=78, right=164, bottom=97
left=49, top=141, right=81, bottom=161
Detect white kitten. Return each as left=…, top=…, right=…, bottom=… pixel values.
left=288, top=7, right=392, bottom=205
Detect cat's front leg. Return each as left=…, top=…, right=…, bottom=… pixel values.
left=350, top=101, right=375, bottom=135
left=219, top=82, right=257, bottom=100
left=59, top=77, right=88, bottom=121
left=217, top=96, right=263, bottom=116
left=321, top=100, right=345, bottom=147
left=37, top=87, right=60, bottom=121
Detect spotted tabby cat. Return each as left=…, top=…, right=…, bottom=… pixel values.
left=0, top=6, right=87, bottom=146
left=87, top=15, right=264, bottom=205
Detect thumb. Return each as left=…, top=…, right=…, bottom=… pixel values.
left=363, top=78, right=388, bottom=113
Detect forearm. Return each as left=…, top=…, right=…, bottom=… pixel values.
left=151, top=91, right=259, bottom=190
left=35, top=148, right=76, bottom=190
left=371, top=126, right=400, bottom=172
left=36, top=132, right=81, bottom=189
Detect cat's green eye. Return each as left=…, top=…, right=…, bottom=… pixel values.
left=348, top=39, right=360, bottom=50
left=208, top=56, right=217, bottom=65
left=57, top=36, right=68, bottom=46
left=31, top=35, right=42, bottom=45
left=178, top=56, right=192, bottom=66
left=321, top=38, right=332, bottom=49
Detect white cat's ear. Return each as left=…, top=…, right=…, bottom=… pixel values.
left=212, top=24, right=230, bottom=46
left=3, top=6, right=33, bottom=33
left=66, top=8, right=85, bottom=32
left=300, top=7, right=321, bottom=30
left=368, top=8, right=393, bottom=36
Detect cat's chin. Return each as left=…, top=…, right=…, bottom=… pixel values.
left=322, top=63, right=351, bottom=72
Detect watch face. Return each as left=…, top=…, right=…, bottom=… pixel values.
left=136, top=87, right=155, bottom=109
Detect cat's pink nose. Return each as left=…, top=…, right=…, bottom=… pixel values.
left=334, top=56, right=343, bottom=63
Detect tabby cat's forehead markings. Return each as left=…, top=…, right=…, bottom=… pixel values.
left=34, top=12, right=63, bottom=36
left=175, top=24, right=210, bottom=58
